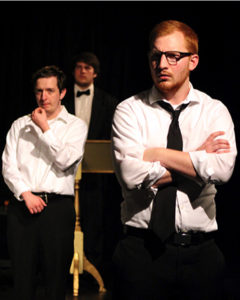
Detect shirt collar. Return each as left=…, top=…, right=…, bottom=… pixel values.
left=27, top=105, right=70, bottom=124
left=39, top=105, right=69, bottom=124
left=149, top=83, right=200, bottom=107
left=55, top=105, right=69, bottom=123
left=74, top=83, right=94, bottom=95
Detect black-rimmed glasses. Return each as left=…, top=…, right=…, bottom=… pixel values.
left=149, top=50, right=193, bottom=67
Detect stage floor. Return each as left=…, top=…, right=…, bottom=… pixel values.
left=0, top=261, right=112, bottom=300
left=1, top=261, right=240, bottom=300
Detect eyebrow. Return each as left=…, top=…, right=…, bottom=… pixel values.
left=35, top=88, right=56, bottom=92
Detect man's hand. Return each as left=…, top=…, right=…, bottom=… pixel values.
left=21, top=191, right=47, bottom=214
left=31, top=107, right=50, bottom=132
left=197, top=131, right=230, bottom=153
left=152, top=170, right=173, bottom=188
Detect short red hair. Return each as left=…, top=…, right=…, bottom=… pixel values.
left=149, top=20, right=199, bottom=54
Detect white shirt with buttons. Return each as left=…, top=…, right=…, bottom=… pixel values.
left=2, top=106, right=88, bottom=200
left=74, top=83, right=94, bottom=128
left=112, top=84, right=237, bottom=232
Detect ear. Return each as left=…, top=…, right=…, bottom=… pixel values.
left=189, top=54, right=199, bottom=71
left=93, top=73, right=97, bottom=79
left=60, top=88, right=67, bottom=101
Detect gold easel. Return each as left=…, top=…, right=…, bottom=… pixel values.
left=70, top=140, right=114, bottom=296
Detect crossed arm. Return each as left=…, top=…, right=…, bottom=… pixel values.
left=143, top=131, right=231, bottom=188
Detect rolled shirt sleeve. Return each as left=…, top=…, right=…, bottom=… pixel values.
left=189, top=150, right=237, bottom=184
left=189, top=102, right=237, bottom=185
left=112, top=98, right=167, bottom=191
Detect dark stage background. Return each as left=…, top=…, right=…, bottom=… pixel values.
left=0, top=0, right=239, bottom=281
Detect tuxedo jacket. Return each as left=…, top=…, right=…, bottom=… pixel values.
left=64, top=85, right=118, bottom=140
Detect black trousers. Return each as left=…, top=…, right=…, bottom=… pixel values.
left=7, top=195, right=75, bottom=300
left=112, top=230, right=226, bottom=300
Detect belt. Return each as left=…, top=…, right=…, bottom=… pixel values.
left=123, top=225, right=215, bottom=246
left=167, top=231, right=215, bottom=246
left=32, top=192, right=74, bottom=204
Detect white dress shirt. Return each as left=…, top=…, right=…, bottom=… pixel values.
left=2, top=106, right=88, bottom=200
left=112, top=84, right=237, bottom=232
left=74, top=83, right=94, bottom=127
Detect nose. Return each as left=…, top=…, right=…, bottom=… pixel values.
left=41, top=90, right=47, bottom=101
left=157, top=53, right=168, bottom=69
left=79, top=66, right=86, bottom=73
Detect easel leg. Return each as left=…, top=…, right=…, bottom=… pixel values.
left=83, top=255, right=106, bottom=292
left=73, top=253, right=80, bottom=296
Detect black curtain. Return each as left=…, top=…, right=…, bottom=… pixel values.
left=0, top=0, right=239, bottom=276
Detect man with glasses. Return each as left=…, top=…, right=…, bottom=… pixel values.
left=111, top=20, right=237, bottom=300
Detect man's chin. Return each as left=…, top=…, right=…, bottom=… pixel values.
left=155, top=81, right=172, bottom=93
left=76, top=81, right=90, bottom=88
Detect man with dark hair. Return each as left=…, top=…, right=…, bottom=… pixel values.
left=31, top=65, right=67, bottom=93
left=64, top=52, right=120, bottom=280
left=2, top=65, right=88, bottom=300
left=65, top=51, right=117, bottom=139
left=72, top=52, right=100, bottom=78
left=111, top=20, right=237, bottom=300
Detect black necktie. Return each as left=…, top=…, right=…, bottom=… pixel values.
left=76, top=89, right=90, bottom=97
left=149, top=101, right=189, bottom=241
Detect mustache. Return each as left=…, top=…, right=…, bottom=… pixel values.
left=155, top=70, right=171, bottom=77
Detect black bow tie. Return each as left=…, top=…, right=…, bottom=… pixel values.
left=76, top=89, right=90, bottom=97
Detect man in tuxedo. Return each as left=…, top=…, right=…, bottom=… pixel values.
left=65, top=52, right=118, bottom=139
left=64, top=52, right=121, bottom=286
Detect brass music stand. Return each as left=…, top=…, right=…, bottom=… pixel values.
left=70, top=140, right=114, bottom=296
